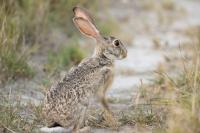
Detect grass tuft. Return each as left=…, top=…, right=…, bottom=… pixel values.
left=0, top=94, right=44, bottom=132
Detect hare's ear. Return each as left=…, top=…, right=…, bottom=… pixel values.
left=73, top=17, right=100, bottom=39
left=73, top=6, right=94, bottom=23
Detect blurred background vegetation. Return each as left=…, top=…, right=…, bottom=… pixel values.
left=0, top=0, right=118, bottom=84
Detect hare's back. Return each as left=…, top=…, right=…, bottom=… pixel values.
left=43, top=58, right=103, bottom=110
left=48, top=58, right=102, bottom=99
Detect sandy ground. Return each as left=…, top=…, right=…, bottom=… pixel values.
left=1, top=0, right=200, bottom=133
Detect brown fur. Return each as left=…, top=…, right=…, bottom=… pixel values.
left=42, top=6, right=127, bottom=132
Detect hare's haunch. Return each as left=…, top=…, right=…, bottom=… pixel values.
left=42, top=6, right=127, bottom=132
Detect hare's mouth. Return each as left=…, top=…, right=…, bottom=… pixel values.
left=120, top=49, right=127, bottom=59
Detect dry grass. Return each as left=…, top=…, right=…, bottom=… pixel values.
left=129, top=29, right=200, bottom=132
left=166, top=43, right=200, bottom=133
left=0, top=93, right=44, bottom=132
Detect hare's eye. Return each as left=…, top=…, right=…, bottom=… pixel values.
left=113, top=40, right=120, bottom=47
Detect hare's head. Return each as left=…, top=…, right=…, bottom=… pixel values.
left=73, top=7, right=127, bottom=60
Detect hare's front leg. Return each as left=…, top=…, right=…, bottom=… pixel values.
left=97, top=67, right=119, bottom=127
left=97, top=67, right=114, bottom=113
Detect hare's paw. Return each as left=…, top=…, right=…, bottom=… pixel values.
left=103, top=111, right=119, bottom=129
left=79, top=126, right=91, bottom=133
left=72, top=126, right=91, bottom=133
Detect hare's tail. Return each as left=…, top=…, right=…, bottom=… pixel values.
left=40, top=127, right=72, bottom=133
left=40, top=123, right=72, bottom=133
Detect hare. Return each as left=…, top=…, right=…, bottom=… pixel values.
left=41, top=6, right=127, bottom=133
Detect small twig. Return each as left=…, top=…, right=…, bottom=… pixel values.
left=4, top=127, right=16, bottom=133
left=1, top=123, right=17, bottom=133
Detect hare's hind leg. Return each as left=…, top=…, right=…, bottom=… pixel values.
left=72, top=102, right=90, bottom=133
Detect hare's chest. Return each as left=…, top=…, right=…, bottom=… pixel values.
left=98, top=66, right=114, bottom=89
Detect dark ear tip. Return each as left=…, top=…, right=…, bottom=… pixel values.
left=73, top=6, right=81, bottom=13
left=73, top=6, right=78, bottom=13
